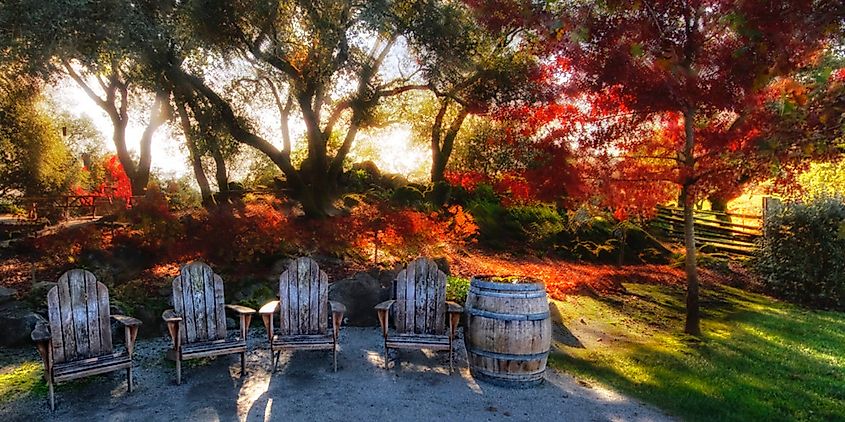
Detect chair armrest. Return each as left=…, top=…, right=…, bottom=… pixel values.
left=259, top=301, right=280, bottom=343
left=31, top=320, right=52, bottom=375
left=162, top=309, right=183, bottom=323
left=225, top=304, right=257, bottom=314
left=446, top=301, right=463, bottom=314
left=31, top=320, right=51, bottom=343
left=111, top=314, right=143, bottom=327
left=328, top=301, right=346, bottom=340
left=112, top=315, right=141, bottom=356
left=226, top=305, right=255, bottom=340
left=374, top=299, right=395, bottom=312
left=259, top=300, right=280, bottom=315
left=162, top=310, right=181, bottom=350
left=329, top=301, right=346, bottom=315
left=375, top=300, right=395, bottom=339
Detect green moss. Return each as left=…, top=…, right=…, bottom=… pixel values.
left=549, top=283, right=845, bottom=422
left=0, top=361, right=48, bottom=403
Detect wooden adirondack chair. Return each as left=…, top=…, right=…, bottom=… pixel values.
left=30, top=269, right=142, bottom=411
left=259, top=257, right=346, bottom=372
left=375, top=257, right=463, bottom=372
left=161, top=262, right=256, bottom=385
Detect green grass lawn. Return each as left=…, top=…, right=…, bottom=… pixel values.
left=549, top=283, right=845, bottom=422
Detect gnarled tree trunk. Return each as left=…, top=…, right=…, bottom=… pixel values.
left=175, top=101, right=213, bottom=206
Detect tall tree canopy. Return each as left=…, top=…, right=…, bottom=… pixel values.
left=467, top=0, right=845, bottom=334
left=556, top=0, right=844, bottom=334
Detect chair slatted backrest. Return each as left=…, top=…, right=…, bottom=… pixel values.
left=172, top=262, right=227, bottom=344
left=277, top=257, right=328, bottom=336
left=47, top=269, right=113, bottom=364
left=394, top=257, right=447, bottom=336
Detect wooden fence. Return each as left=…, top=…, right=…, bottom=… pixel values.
left=8, top=195, right=137, bottom=221
left=651, top=206, right=762, bottom=256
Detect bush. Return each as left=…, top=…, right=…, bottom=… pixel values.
left=446, top=276, right=470, bottom=305
left=754, top=195, right=845, bottom=310
left=469, top=199, right=565, bottom=249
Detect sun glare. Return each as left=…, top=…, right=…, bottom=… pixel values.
left=352, top=126, right=430, bottom=181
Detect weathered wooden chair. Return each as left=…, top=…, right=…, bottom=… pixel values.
left=375, top=257, right=463, bottom=372
left=30, top=269, right=142, bottom=411
left=161, top=262, right=256, bottom=385
left=259, top=257, right=346, bottom=371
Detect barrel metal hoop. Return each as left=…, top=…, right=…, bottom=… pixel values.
left=470, top=366, right=546, bottom=379
left=468, top=348, right=550, bottom=361
left=470, top=278, right=545, bottom=292
left=467, top=288, right=547, bottom=299
left=467, top=308, right=550, bottom=321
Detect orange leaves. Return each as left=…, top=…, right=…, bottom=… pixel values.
left=199, top=199, right=478, bottom=267
left=450, top=250, right=689, bottom=300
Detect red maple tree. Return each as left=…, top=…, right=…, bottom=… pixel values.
left=469, top=0, right=845, bottom=334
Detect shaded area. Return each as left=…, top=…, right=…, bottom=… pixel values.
left=549, top=283, right=845, bottom=422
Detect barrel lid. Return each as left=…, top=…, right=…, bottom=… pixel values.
left=470, top=275, right=545, bottom=291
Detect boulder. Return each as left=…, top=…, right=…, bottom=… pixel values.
left=0, top=302, right=46, bottom=347
left=328, top=272, right=391, bottom=326
left=432, top=257, right=450, bottom=275
left=0, top=286, right=17, bottom=304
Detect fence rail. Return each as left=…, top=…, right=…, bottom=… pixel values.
left=651, top=206, right=762, bottom=256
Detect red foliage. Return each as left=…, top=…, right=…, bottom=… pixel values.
left=73, top=155, right=133, bottom=206
left=444, top=170, right=489, bottom=191
left=198, top=198, right=477, bottom=267
left=832, top=68, right=845, bottom=83
left=202, top=199, right=288, bottom=265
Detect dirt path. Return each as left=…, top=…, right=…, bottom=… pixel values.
left=1, top=328, right=673, bottom=422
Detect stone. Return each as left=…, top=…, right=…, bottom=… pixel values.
left=30, top=281, right=57, bottom=293
left=0, top=286, right=17, bottom=304
left=432, top=257, right=450, bottom=275
left=268, top=258, right=293, bottom=282
left=0, top=302, right=46, bottom=347
left=328, top=272, right=391, bottom=326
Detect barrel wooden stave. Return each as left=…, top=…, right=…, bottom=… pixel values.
left=464, top=277, right=552, bottom=388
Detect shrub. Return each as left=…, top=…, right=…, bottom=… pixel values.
left=390, top=185, right=425, bottom=207
left=754, top=195, right=845, bottom=310
left=115, top=186, right=184, bottom=256
left=446, top=276, right=470, bottom=305
left=469, top=200, right=565, bottom=249
left=202, top=198, right=288, bottom=266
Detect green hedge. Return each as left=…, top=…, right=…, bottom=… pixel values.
left=754, top=195, right=845, bottom=310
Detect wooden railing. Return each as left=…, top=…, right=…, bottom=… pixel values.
left=651, top=206, right=762, bottom=256
left=3, top=195, right=138, bottom=222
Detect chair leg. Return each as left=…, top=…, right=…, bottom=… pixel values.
left=176, top=358, right=182, bottom=385
left=333, top=343, right=338, bottom=372
left=449, top=342, right=454, bottom=374
left=126, top=367, right=133, bottom=392
left=240, top=351, right=246, bottom=375
left=383, top=343, right=389, bottom=370
left=48, top=379, right=55, bottom=411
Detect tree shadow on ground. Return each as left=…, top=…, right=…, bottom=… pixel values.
left=550, top=283, right=845, bottom=422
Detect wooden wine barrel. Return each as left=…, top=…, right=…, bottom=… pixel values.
left=464, top=276, right=551, bottom=388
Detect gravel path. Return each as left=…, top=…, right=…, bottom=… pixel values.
left=1, top=327, right=673, bottom=422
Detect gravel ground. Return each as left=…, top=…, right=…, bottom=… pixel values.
left=0, top=327, right=673, bottom=422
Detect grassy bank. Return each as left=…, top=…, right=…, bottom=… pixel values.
left=549, top=283, right=845, bottom=422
